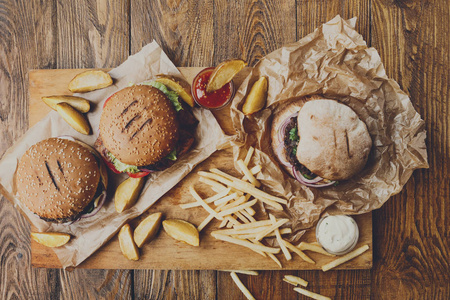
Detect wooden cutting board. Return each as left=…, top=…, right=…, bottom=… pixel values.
left=28, top=68, right=372, bottom=270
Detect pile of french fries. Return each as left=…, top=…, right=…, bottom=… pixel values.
left=181, top=146, right=370, bottom=272
left=180, top=146, right=313, bottom=267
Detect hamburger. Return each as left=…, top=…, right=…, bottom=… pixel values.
left=271, top=97, right=372, bottom=187
left=16, top=137, right=108, bottom=223
left=95, top=81, right=197, bottom=178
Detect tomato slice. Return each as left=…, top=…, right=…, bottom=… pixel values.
left=101, top=156, right=121, bottom=174
left=103, top=95, right=114, bottom=108
left=127, top=171, right=150, bottom=178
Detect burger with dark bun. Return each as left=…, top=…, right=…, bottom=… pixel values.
left=16, top=137, right=108, bottom=223
left=270, top=96, right=372, bottom=187
left=95, top=81, right=197, bottom=178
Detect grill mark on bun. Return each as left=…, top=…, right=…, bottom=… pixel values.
left=345, top=130, right=352, bottom=158
left=57, top=160, right=64, bottom=175
left=123, top=114, right=141, bottom=132
left=130, top=118, right=153, bottom=140
left=44, top=161, right=60, bottom=191
left=120, top=100, right=138, bottom=116
left=333, top=130, right=337, bottom=148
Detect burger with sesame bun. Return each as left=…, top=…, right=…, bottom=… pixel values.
left=16, top=137, right=108, bottom=223
left=94, top=81, right=197, bottom=178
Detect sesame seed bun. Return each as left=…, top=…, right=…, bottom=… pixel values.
left=16, top=138, right=105, bottom=223
left=99, top=85, right=179, bottom=166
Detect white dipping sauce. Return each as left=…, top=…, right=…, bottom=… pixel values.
left=316, top=215, right=359, bottom=255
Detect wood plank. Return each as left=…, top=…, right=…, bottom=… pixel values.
left=0, top=1, right=60, bottom=299
left=28, top=68, right=372, bottom=272
left=53, top=1, right=132, bottom=299
left=371, top=0, right=450, bottom=299
left=296, top=2, right=374, bottom=299
left=131, top=0, right=215, bottom=67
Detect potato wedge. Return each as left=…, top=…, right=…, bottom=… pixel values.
left=31, top=232, right=71, bottom=248
left=115, top=177, right=145, bottom=213
left=206, top=59, right=247, bottom=93
left=163, top=219, right=199, bottom=246
left=68, top=70, right=113, bottom=93
left=42, top=95, right=90, bottom=113
left=56, top=102, right=91, bottom=135
left=134, top=212, right=163, bottom=247
left=118, top=224, right=139, bottom=261
left=242, top=76, right=268, bottom=115
left=155, top=75, right=194, bottom=107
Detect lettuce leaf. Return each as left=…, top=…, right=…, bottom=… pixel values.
left=107, top=152, right=140, bottom=173
left=143, top=81, right=183, bottom=112
left=166, top=149, right=177, bottom=161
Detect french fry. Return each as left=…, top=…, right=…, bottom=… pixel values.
left=293, top=287, right=331, bottom=300
left=236, top=228, right=292, bottom=240
left=240, top=209, right=256, bottom=222
left=244, top=206, right=256, bottom=216
left=163, top=219, right=200, bottom=247
left=217, top=199, right=257, bottom=218
left=118, top=224, right=139, bottom=261
left=31, top=232, right=71, bottom=248
left=199, top=176, right=228, bottom=192
left=219, top=219, right=228, bottom=228
left=298, top=242, right=335, bottom=257
left=321, top=244, right=369, bottom=271
left=133, top=212, right=162, bottom=248
left=212, top=226, right=272, bottom=236
left=211, top=233, right=280, bottom=254
left=234, top=220, right=273, bottom=230
left=213, top=192, right=239, bottom=206
left=206, top=59, right=247, bottom=93
left=249, top=165, right=262, bottom=175
left=210, top=168, right=240, bottom=182
left=154, top=75, right=194, bottom=107
left=56, top=102, right=91, bottom=135
left=42, top=95, right=90, bottom=113
left=235, top=211, right=251, bottom=224
left=115, top=177, right=145, bottom=213
left=221, top=270, right=259, bottom=276
left=284, top=275, right=308, bottom=287
left=68, top=70, right=113, bottom=93
left=224, top=215, right=241, bottom=227
left=242, top=77, right=268, bottom=116
left=198, top=171, right=233, bottom=186
left=252, top=239, right=282, bottom=268
left=237, top=159, right=260, bottom=187
left=270, top=214, right=291, bottom=261
left=197, top=214, right=214, bottom=232
left=249, top=239, right=267, bottom=257
left=282, top=240, right=315, bottom=264
left=230, top=272, right=256, bottom=300
left=243, top=146, right=254, bottom=167
left=188, top=186, right=222, bottom=220
left=231, top=180, right=287, bottom=205
left=254, top=218, right=289, bottom=241
left=216, top=195, right=246, bottom=211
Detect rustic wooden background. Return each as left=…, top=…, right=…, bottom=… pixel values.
left=0, top=0, right=448, bottom=299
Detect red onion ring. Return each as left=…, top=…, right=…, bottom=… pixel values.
left=277, top=112, right=299, bottom=143
left=292, top=167, right=336, bottom=188
left=80, top=190, right=107, bottom=219
left=275, top=143, right=293, bottom=168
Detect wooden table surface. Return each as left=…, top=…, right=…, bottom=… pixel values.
left=0, top=1, right=448, bottom=299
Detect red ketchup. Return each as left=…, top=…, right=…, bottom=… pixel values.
left=192, top=67, right=235, bottom=109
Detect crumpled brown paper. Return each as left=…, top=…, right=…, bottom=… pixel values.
left=0, top=41, right=231, bottom=267
left=230, top=16, right=428, bottom=233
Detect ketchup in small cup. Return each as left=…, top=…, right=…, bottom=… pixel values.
left=192, top=67, right=235, bottom=109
